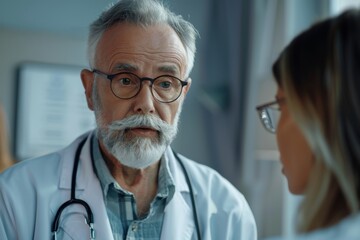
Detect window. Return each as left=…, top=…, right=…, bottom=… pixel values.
left=331, top=0, right=360, bottom=15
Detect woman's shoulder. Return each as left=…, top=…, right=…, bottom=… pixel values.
left=308, top=213, right=360, bottom=239
left=265, top=213, right=360, bottom=240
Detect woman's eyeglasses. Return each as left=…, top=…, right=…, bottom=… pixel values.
left=256, top=99, right=284, bottom=133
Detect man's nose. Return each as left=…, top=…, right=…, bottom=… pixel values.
left=132, top=81, right=156, bottom=114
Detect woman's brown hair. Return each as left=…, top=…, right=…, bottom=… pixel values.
left=272, top=9, right=360, bottom=232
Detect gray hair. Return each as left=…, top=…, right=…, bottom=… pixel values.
left=88, top=0, right=198, bottom=78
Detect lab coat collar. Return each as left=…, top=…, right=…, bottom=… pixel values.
left=160, top=147, right=196, bottom=240
left=58, top=132, right=91, bottom=190
left=164, top=147, right=190, bottom=193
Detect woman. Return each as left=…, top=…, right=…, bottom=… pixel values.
left=0, top=104, right=14, bottom=172
left=256, top=9, right=360, bottom=239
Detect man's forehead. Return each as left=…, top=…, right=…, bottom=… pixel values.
left=95, top=23, right=187, bottom=76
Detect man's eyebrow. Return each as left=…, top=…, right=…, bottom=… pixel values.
left=158, top=65, right=180, bottom=76
left=114, top=63, right=138, bottom=72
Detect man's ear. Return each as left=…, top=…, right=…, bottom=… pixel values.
left=81, top=69, right=95, bottom=111
left=183, top=78, right=192, bottom=96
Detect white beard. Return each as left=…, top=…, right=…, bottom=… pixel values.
left=97, top=114, right=179, bottom=169
left=111, top=136, right=167, bottom=169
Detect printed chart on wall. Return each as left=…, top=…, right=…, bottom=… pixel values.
left=14, top=62, right=95, bottom=160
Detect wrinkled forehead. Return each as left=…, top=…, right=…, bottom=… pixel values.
left=94, top=23, right=188, bottom=76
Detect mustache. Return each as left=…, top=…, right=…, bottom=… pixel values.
left=107, top=114, right=174, bottom=133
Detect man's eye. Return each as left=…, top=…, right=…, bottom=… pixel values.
left=158, top=81, right=171, bottom=88
left=120, top=78, right=132, bottom=85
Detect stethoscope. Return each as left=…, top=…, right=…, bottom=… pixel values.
left=51, top=137, right=202, bottom=240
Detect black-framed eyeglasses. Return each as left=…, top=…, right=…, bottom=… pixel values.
left=256, top=99, right=284, bottom=133
left=92, top=69, right=188, bottom=103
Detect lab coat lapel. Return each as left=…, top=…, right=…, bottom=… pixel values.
left=77, top=133, right=114, bottom=240
left=161, top=190, right=195, bottom=240
left=160, top=148, right=195, bottom=240
left=51, top=132, right=114, bottom=240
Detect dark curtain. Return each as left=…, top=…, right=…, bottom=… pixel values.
left=198, top=0, right=252, bottom=184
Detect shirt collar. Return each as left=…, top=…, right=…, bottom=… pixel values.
left=91, top=135, right=116, bottom=196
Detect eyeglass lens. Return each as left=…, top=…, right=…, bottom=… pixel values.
left=258, top=106, right=281, bottom=133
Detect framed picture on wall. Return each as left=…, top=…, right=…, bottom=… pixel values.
left=14, top=62, right=95, bottom=161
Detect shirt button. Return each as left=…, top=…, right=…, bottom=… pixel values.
left=131, top=223, right=138, bottom=231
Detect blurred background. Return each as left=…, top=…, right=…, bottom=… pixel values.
left=0, top=0, right=359, bottom=238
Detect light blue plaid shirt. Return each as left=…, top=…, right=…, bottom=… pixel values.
left=91, top=136, right=175, bottom=240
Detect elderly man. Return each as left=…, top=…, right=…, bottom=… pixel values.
left=0, top=0, right=256, bottom=239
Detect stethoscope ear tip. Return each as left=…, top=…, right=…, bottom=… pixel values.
left=90, top=223, right=96, bottom=239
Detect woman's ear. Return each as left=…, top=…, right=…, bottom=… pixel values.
left=81, top=69, right=95, bottom=111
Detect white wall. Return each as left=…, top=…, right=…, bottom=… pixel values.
left=0, top=28, right=88, bottom=148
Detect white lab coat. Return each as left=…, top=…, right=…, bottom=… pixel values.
left=0, top=132, right=257, bottom=240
